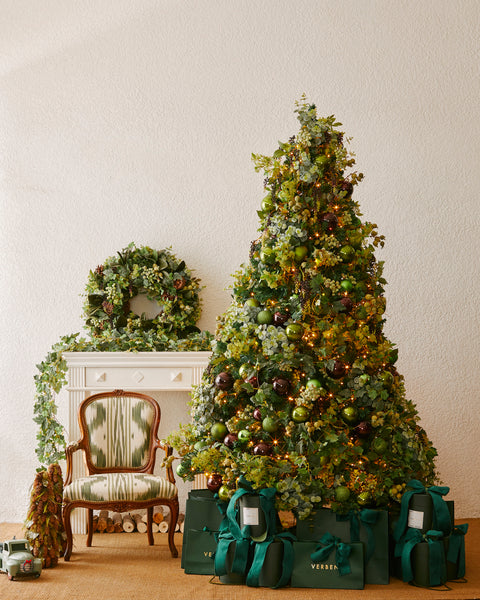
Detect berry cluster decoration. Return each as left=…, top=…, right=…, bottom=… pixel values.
left=83, top=243, right=202, bottom=339
left=169, top=98, right=438, bottom=518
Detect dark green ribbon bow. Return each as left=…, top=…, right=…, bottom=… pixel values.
left=400, top=529, right=445, bottom=586
left=245, top=532, right=296, bottom=588
left=393, top=479, right=451, bottom=542
left=310, top=532, right=352, bottom=576
left=337, top=508, right=379, bottom=563
left=447, top=523, right=468, bottom=578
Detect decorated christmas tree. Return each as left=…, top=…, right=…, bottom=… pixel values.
left=172, top=98, right=438, bottom=519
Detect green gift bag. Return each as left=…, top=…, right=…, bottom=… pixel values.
left=182, top=528, right=217, bottom=575
left=296, top=507, right=389, bottom=584
left=181, top=489, right=227, bottom=570
left=291, top=534, right=364, bottom=589
left=339, top=508, right=389, bottom=584
left=296, top=508, right=344, bottom=541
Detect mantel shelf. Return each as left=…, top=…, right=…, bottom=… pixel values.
left=64, top=351, right=211, bottom=392
left=63, top=350, right=212, bottom=367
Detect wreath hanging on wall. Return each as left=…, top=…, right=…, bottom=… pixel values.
left=35, top=243, right=213, bottom=467
left=83, top=243, right=202, bottom=338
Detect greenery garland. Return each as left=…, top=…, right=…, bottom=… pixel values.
left=34, top=243, right=213, bottom=467
left=83, top=243, right=202, bottom=338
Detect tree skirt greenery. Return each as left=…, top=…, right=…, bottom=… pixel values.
left=34, top=244, right=213, bottom=467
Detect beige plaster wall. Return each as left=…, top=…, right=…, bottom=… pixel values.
left=1, top=0, right=479, bottom=521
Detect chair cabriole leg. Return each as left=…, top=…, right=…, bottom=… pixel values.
left=168, top=498, right=179, bottom=558
left=87, top=508, right=94, bottom=547
left=63, top=503, right=74, bottom=561
left=147, top=506, right=154, bottom=546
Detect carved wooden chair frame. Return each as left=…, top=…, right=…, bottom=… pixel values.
left=62, top=389, right=179, bottom=560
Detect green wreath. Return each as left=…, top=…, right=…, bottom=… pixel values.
left=83, top=243, right=202, bottom=338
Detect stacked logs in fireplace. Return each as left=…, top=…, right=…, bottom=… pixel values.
left=92, top=509, right=185, bottom=534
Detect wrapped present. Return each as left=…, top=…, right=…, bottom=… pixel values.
left=291, top=533, right=365, bottom=589
left=246, top=533, right=296, bottom=589
left=397, top=528, right=447, bottom=588
left=296, top=507, right=389, bottom=584
left=214, top=531, right=252, bottom=584
left=393, top=480, right=453, bottom=544
left=445, top=523, right=468, bottom=581
left=181, top=489, right=227, bottom=571
left=214, top=478, right=278, bottom=584
left=182, top=527, right=217, bottom=575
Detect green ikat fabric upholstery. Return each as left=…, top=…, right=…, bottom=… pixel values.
left=84, top=395, right=154, bottom=469
left=63, top=472, right=177, bottom=502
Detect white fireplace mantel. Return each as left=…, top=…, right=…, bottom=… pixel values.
left=63, top=351, right=211, bottom=533
left=64, top=350, right=212, bottom=392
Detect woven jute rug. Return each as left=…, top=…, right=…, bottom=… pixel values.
left=1, top=520, right=478, bottom=600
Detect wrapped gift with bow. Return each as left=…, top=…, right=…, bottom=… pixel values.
left=245, top=532, right=296, bottom=589
left=228, top=477, right=278, bottom=542
left=214, top=477, right=278, bottom=584
left=291, top=532, right=365, bottom=589
left=397, top=528, right=447, bottom=588
left=393, top=479, right=453, bottom=543
left=214, top=529, right=252, bottom=584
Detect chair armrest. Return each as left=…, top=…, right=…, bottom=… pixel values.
left=64, top=441, right=81, bottom=486
left=155, top=440, right=176, bottom=485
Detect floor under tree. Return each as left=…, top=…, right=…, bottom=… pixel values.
left=0, top=520, right=478, bottom=600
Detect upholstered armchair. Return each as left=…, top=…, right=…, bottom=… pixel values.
left=62, top=390, right=179, bottom=560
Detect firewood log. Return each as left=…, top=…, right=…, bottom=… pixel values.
left=97, top=510, right=109, bottom=532
left=106, top=517, right=115, bottom=533
left=153, top=509, right=164, bottom=524
left=112, top=512, right=123, bottom=533
left=158, top=520, right=169, bottom=533
left=178, top=513, right=185, bottom=533
left=122, top=514, right=135, bottom=533
left=132, top=513, right=147, bottom=533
